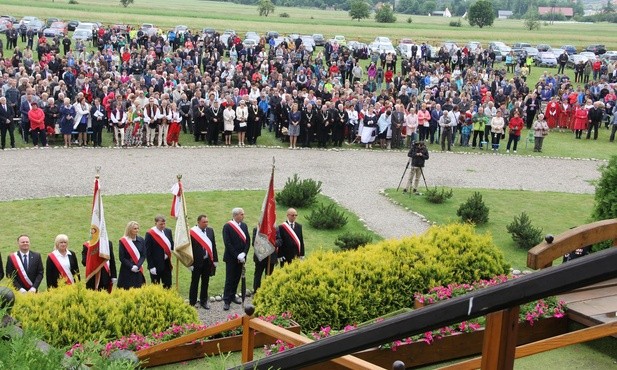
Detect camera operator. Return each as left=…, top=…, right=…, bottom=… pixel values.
left=404, top=141, right=429, bottom=194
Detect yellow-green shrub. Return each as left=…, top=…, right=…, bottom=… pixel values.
left=254, top=223, right=509, bottom=330
left=12, top=284, right=198, bottom=347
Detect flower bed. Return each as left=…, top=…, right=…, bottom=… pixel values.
left=68, top=313, right=300, bottom=368
left=265, top=276, right=568, bottom=369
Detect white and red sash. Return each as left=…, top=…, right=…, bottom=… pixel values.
left=48, top=250, right=74, bottom=285
left=10, top=253, right=33, bottom=290
left=148, top=227, right=172, bottom=259
left=227, top=221, right=247, bottom=243
left=280, top=223, right=302, bottom=255
left=190, top=226, right=214, bottom=266
left=120, top=237, right=143, bottom=272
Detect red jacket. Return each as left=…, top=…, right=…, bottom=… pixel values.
left=28, top=107, right=46, bottom=130
left=508, top=117, right=524, bottom=136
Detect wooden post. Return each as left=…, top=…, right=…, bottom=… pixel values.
left=480, top=306, right=520, bottom=370
left=241, top=307, right=256, bottom=363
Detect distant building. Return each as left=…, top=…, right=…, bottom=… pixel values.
left=538, top=6, right=574, bottom=19
left=498, top=10, right=513, bottom=19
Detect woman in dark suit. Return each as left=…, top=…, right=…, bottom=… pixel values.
left=46, top=234, right=80, bottom=288
left=117, top=221, right=146, bottom=290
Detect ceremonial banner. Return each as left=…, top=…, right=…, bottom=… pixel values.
left=254, top=166, right=277, bottom=262
left=85, top=175, right=110, bottom=282
left=171, top=180, right=193, bottom=267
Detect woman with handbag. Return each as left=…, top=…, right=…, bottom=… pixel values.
left=73, top=95, right=91, bottom=147
left=235, top=100, right=249, bottom=146
left=490, top=110, right=505, bottom=151
left=223, top=103, right=236, bottom=146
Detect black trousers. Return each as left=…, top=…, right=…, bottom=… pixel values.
left=91, top=122, right=104, bottom=146
left=0, top=123, right=15, bottom=149
left=586, top=121, right=600, bottom=140
left=223, top=261, right=242, bottom=304
left=150, top=267, right=172, bottom=289
left=189, top=261, right=212, bottom=305
left=253, top=258, right=275, bottom=293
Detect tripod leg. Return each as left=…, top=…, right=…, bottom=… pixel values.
left=420, top=167, right=429, bottom=191
left=397, top=160, right=410, bottom=192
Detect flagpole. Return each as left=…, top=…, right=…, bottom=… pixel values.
left=266, top=157, right=275, bottom=276
left=175, top=174, right=183, bottom=292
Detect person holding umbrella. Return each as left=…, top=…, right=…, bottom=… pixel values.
left=404, top=141, right=429, bottom=194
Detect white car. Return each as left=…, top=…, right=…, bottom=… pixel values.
left=333, top=35, right=346, bottom=46
left=398, top=43, right=421, bottom=59
left=72, top=29, right=92, bottom=41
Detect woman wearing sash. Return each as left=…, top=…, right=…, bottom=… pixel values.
left=117, top=221, right=146, bottom=290
left=46, top=234, right=79, bottom=289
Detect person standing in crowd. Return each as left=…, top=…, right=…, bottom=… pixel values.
left=207, top=99, right=223, bottom=146
left=20, top=92, right=34, bottom=144
left=490, top=110, right=505, bottom=151
left=405, top=141, right=429, bottom=194
left=46, top=234, right=79, bottom=288
left=5, top=235, right=44, bottom=293
left=110, top=101, right=127, bottom=147
left=287, top=102, right=301, bottom=149
left=302, top=103, right=315, bottom=148
left=236, top=99, right=249, bottom=147
left=586, top=101, right=604, bottom=140
left=391, top=103, right=405, bottom=149
left=0, top=96, right=15, bottom=150
left=145, top=215, right=174, bottom=289
left=28, top=102, right=47, bottom=148
left=533, top=113, right=549, bottom=152
left=167, top=102, right=182, bottom=147
left=143, top=98, right=159, bottom=147
left=223, top=102, right=236, bottom=146
left=222, top=208, right=250, bottom=311
left=276, top=208, right=305, bottom=268
left=573, top=103, right=588, bottom=139
left=417, top=103, right=430, bottom=141
left=59, top=98, right=76, bottom=148
left=117, top=221, right=146, bottom=290
left=156, top=99, right=172, bottom=147
left=471, top=106, right=487, bottom=149
left=377, top=109, right=392, bottom=149
left=189, top=214, right=218, bottom=309
left=506, top=110, right=524, bottom=153
left=361, top=105, right=377, bottom=149
left=405, top=106, right=418, bottom=147
left=74, top=94, right=91, bottom=147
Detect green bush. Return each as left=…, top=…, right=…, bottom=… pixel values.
left=506, top=212, right=543, bottom=250
left=334, top=232, right=373, bottom=250
left=449, top=19, right=462, bottom=27
left=275, top=174, right=322, bottom=208
left=593, top=156, right=617, bottom=221
left=279, top=12, right=290, bottom=17
left=425, top=187, right=454, bottom=204
left=306, top=203, right=348, bottom=229
left=457, top=192, right=489, bottom=224
left=406, top=17, right=413, bottom=23
left=255, top=224, right=509, bottom=330
left=12, top=284, right=199, bottom=347
left=375, top=5, right=396, bottom=23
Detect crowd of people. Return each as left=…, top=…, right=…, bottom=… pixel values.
left=0, top=208, right=305, bottom=310
left=1, top=23, right=617, bottom=153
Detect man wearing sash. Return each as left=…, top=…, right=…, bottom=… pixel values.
left=5, top=235, right=44, bottom=293
left=222, top=208, right=250, bottom=311
left=117, top=221, right=146, bottom=290
left=46, top=234, right=80, bottom=289
left=189, top=215, right=218, bottom=309
left=145, top=215, right=174, bottom=289
left=276, top=208, right=305, bottom=267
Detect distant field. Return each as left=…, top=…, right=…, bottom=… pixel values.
left=3, top=0, right=617, bottom=48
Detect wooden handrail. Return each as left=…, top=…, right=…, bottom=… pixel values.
left=231, top=247, right=617, bottom=370
left=248, top=318, right=387, bottom=370
left=527, top=218, right=617, bottom=269
left=136, top=317, right=242, bottom=360
left=438, top=321, right=617, bottom=370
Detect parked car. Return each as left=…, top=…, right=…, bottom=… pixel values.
left=72, top=29, right=92, bottom=42
left=467, top=41, right=482, bottom=52
left=536, top=44, right=551, bottom=52
left=48, top=21, right=68, bottom=36
left=173, top=25, right=189, bottom=36
left=220, top=29, right=236, bottom=46
left=560, top=45, right=577, bottom=55
left=67, top=20, right=80, bottom=31
left=300, top=35, right=315, bottom=52
left=312, top=33, right=325, bottom=46
left=265, top=30, right=279, bottom=41
left=0, top=18, right=12, bottom=34
left=512, top=42, right=531, bottom=57
left=45, top=17, right=60, bottom=28
left=333, top=35, right=346, bottom=46
left=534, top=52, right=557, bottom=67
left=522, top=47, right=539, bottom=58
left=201, top=28, right=215, bottom=38
left=347, top=41, right=369, bottom=59
left=242, top=39, right=257, bottom=49
left=0, top=15, right=17, bottom=23
left=601, top=51, right=617, bottom=63
left=579, top=51, right=598, bottom=62
left=567, top=54, right=588, bottom=68
left=585, top=44, right=606, bottom=55
left=488, top=41, right=511, bottom=62
left=369, top=36, right=393, bottom=53
left=245, top=31, right=260, bottom=42
left=19, top=16, right=39, bottom=27
left=26, top=19, right=45, bottom=33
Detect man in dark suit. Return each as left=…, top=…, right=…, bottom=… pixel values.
left=276, top=208, right=305, bottom=267
left=189, top=214, right=218, bottom=309
left=222, top=207, right=250, bottom=310
left=5, top=235, right=44, bottom=293
left=145, top=215, right=174, bottom=289
left=0, top=97, right=15, bottom=150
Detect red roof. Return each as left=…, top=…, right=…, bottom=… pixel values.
left=538, top=7, right=573, bottom=16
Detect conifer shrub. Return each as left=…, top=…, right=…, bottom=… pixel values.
left=506, top=212, right=543, bottom=250
left=424, top=187, right=454, bottom=204
left=456, top=192, right=489, bottom=224
left=12, top=284, right=199, bottom=347
left=255, top=224, right=509, bottom=330
left=306, top=203, right=348, bottom=229
left=275, top=174, right=322, bottom=208
left=334, top=232, right=373, bottom=250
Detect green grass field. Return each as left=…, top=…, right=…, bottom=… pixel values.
left=3, top=0, right=617, bottom=48
left=0, top=191, right=379, bottom=296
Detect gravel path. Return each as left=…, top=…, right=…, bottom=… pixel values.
left=0, top=146, right=604, bottom=325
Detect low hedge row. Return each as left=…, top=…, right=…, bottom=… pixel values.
left=254, top=224, right=509, bottom=331
left=12, top=284, right=199, bottom=347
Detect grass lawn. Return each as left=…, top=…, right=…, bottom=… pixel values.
left=384, top=187, right=595, bottom=269
left=0, top=191, right=379, bottom=295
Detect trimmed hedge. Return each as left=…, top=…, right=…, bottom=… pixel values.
left=255, top=224, right=509, bottom=330
left=12, top=284, right=199, bottom=347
